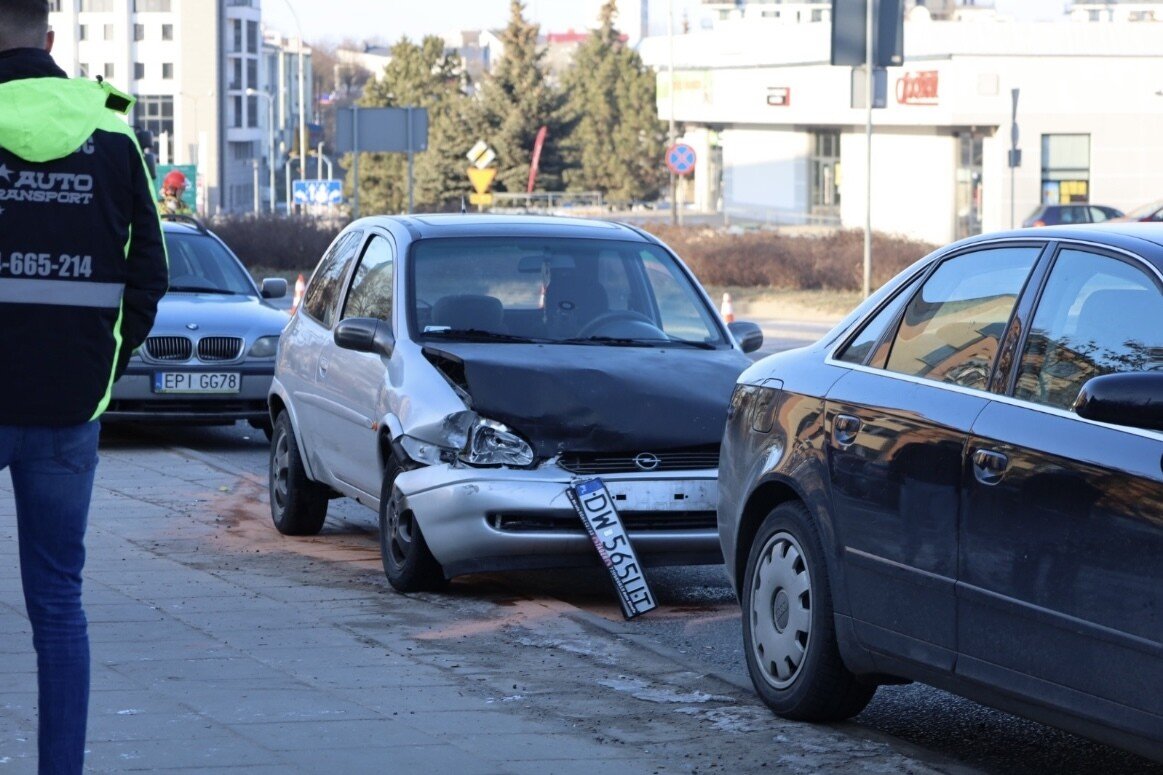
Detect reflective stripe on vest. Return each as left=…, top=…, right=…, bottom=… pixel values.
left=0, top=278, right=124, bottom=308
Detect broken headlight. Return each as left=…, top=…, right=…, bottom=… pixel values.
left=461, top=417, right=534, bottom=467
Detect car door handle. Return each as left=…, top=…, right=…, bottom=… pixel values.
left=317, top=356, right=329, bottom=380
left=832, top=414, right=862, bottom=448
left=972, top=449, right=1009, bottom=485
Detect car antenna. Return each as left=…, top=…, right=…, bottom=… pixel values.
left=460, top=196, right=467, bottom=214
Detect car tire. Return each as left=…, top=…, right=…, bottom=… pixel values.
left=741, top=501, right=875, bottom=721
left=268, top=411, right=329, bottom=535
left=379, top=455, right=446, bottom=593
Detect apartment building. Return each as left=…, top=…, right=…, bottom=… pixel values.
left=47, top=0, right=312, bottom=214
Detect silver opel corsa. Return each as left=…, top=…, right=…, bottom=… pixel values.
left=267, top=214, right=762, bottom=592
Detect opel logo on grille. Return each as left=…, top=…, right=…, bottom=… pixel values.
left=633, top=452, right=661, bottom=471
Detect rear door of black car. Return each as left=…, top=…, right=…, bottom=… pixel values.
left=960, top=243, right=1163, bottom=733
left=824, top=244, right=1041, bottom=672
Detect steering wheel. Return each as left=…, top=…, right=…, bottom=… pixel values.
left=576, top=310, right=658, bottom=338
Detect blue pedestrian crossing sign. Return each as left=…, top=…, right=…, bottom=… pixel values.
left=292, top=179, right=343, bottom=206
left=665, top=143, right=696, bottom=176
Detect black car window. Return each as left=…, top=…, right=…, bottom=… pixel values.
left=302, top=230, right=362, bottom=327
left=835, top=271, right=923, bottom=365
left=342, top=234, right=394, bottom=323
left=882, top=246, right=1039, bottom=390
left=1014, top=248, right=1163, bottom=409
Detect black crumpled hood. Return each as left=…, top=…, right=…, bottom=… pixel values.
left=423, top=342, right=752, bottom=458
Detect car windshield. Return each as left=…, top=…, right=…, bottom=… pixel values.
left=409, top=236, right=726, bottom=347
left=164, top=232, right=258, bottom=296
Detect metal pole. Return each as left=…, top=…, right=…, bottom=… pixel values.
left=863, top=0, right=874, bottom=299
left=267, top=95, right=275, bottom=213
left=285, top=161, right=291, bottom=215
left=406, top=106, right=414, bottom=214
left=252, top=159, right=260, bottom=213
left=283, top=1, right=308, bottom=188
left=352, top=105, right=360, bottom=219
left=667, top=0, right=677, bottom=227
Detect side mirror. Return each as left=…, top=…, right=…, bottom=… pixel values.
left=261, top=277, right=288, bottom=299
left=728, top=321, right=764, bottom=354
left=334, top=317, right=395, bottom=358
left=1073, top=371, right=1163, bottom=431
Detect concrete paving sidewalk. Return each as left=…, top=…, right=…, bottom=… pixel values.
left=0, top=441, right=950, bottom=774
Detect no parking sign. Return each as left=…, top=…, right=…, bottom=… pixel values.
left=665, top=143, right=696, bottom=176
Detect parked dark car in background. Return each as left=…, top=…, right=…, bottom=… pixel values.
left=105, top=216, right=289, bottom=437
left=718, top=223, right=1163, bottom=760
left=267, top=214, right=763, bottom=592
left=1021, top=202, right=1123, bottom=227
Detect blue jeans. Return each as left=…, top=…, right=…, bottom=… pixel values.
left=0, top=421, right=100, bottom=775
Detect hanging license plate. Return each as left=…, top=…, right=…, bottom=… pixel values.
left=568, top=478, right=657, bottom=619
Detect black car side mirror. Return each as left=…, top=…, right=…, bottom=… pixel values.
left=1073, top=371, right=1163, bottom=432
left=728, top=321, right=764, bottom=354
left=334, top=317, right=395, bottom=358
left=261, top=277, right=288, bottom=299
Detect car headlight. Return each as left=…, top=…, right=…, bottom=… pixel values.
left=461, top=417, right=534, bottom=467
left=248, top=335, right=280, bottom=358
left=397, top=413, right=534, bottom=468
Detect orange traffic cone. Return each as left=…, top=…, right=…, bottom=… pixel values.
left=720, top=292, right=735, bottom=323
left=291, top=273, right=306, bottom=314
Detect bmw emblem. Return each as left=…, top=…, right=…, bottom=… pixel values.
left=633, top=452, right=661, bottom=471
left=186, top=323, right=199, bottom=331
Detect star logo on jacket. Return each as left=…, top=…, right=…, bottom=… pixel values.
left=0, top=164, right=11, bottom=183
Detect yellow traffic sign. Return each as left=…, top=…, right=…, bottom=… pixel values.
left=467, top=167, right=497, bottom=195
left=469, top=192, right=494, bottom=206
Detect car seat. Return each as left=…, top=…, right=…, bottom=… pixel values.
left=430, top=294, right=505, bottom=332
left=543, top=270, right=609, bottom=336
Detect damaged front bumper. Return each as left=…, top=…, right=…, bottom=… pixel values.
left=394, top=462, right=723, bottom=578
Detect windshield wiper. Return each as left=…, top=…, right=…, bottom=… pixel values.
left=664, top=338, right=717, bottom=350
left=560, top=336, right=665, bottom=347
left=167, top=285, right=241, bottom=294
left=424, top=329, right=549, bottom=344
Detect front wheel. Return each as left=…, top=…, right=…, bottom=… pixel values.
left=741, top=501, right=875, bottom=721
left=379, top=456, right=446, bottom=592
left=268, top=411, right=328, bottom=535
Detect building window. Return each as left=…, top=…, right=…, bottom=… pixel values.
left=247, top=20, right=259, bottom=53
left=103, top=63, right=114, bottom=79
left=231, top=95, right=243, bottom=128
left=134, top=62, right=145, bottom=79
left=247, top=95, right=258, bottom=128
left=134, top=23, right=145, bottom=41
left=78, top=25, right=87, bottom=41
left=232, top=141, right=255, bottom=161
left=134, top=0, right=173, bottom=10
left=161, top=24, right=173, bottom=40
left=1041, top=134, right=1091, bottom=203
left=82, top=0, right=115, bottom=10
left=133, top=95, right=174, bottom=162
left=246, top=58, right=258, bottom=90
left=229, top=58, right=242, bottom=90
left=48, top=0, right=62, bottom=10
left=103, top=24, right=114, bottom=41
left=810, top=129, right=841, bottom=217
left=231, top=19, right=243, bottom=53
left=162, top=63, right=173, bottom=79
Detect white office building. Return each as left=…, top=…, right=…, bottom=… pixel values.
left=47, top=0, right=312, bottom=214
left=640, top=6, right=1163, bottom=244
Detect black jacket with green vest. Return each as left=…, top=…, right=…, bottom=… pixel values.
left=0, top=48, right=168, bottom=426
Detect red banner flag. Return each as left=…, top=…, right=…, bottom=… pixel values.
left=527, top=125, right=548, bottom=193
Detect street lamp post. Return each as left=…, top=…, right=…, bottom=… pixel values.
left=246, top=88, right=276, bottom=213
left=281, top=0, right=309, bottom=191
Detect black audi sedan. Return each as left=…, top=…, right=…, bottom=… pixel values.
left=718, top=223, right=1163, bottom=760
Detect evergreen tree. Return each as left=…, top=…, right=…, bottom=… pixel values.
left=477, top=0, right=568, bottom=193
left=560, top=0, right=667, bottom=202
left=346, top=36, right=472, bottom=213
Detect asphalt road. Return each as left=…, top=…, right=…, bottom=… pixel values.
left=97, top=315, right=1163, bottom=773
